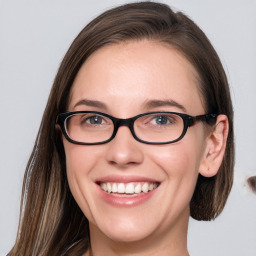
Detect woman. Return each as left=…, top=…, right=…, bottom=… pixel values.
left=9, top=2, right=234, bottom=255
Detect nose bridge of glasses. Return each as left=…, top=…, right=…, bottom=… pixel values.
left=110, top=117, right=136, bottom=140
left=115, top=117, right=134, bottom=131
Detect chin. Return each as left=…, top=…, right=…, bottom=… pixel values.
left=90, top=214, right=158, bottom=243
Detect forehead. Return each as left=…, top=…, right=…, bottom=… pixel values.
left=69, top=40, right=205, bottom=115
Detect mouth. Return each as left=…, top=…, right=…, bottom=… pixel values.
left=98, top=181, right=160, bottom=196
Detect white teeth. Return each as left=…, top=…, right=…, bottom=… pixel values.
left=107, top=183, right=111, bottom=193
left=117, top=183, right=125, bottom=193
left=100, top=182, right=158, bottom=194
left=125, top=183, right=134, bottom=194
left=134, top=183, right=141, bottom=193
left=112, top=183, right=118, bottom=193
left=100, top=183, right=107, bottom=192
left=149, top=183, right=154, bottom=191
left=142, top=183, right=149, bottom=193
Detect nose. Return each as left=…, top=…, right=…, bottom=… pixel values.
left=105, top=126, right=144, bottom=167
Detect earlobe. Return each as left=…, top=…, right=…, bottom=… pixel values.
left=199, top=114, right=229, bottom=177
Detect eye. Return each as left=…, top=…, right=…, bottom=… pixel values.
left=150, top=115, right=176, bottom=125
left=79, top=114, right=109, bottom=127
left=85, top=115, right=105, bottom=125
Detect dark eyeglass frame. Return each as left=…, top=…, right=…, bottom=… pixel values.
left=56, top=111, right=218, bottom=145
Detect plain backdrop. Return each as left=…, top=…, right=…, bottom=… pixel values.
left=1, top=0, right=256, bottom=255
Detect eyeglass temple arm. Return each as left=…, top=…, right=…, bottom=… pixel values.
left=190, top=113, right=218, bottom=126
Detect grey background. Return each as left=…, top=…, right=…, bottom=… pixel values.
left=1, top=0, right=256, bottom=255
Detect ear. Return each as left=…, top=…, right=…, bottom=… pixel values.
left=199, top=114, right=229, bottom=177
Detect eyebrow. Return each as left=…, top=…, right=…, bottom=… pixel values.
left=142, top=99, right=187, bottom=112
left=73, top=99, right=108, bottom=110
left=73, top=98, right=186, bottom=112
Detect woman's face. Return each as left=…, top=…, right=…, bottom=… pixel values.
left=63, top=40, right=209, bottom=243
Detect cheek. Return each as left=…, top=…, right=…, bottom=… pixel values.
left=153, top=142, right=202, bottom=178
left=63, top=142, right=103, bottom=217
left=150, top=134, right=206, bottom=199
left=65, top=144, right=87, bottom=187
left=160, top=147, right=198, bottom=201
left=64, top=144, right=88, bottom=204
left=64, top=142, right=103, bottom=176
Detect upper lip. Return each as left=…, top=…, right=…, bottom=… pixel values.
left=95, top=175, right=160, bottom=184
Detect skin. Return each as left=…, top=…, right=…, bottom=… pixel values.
left=63, top=40, right=228, bottom=256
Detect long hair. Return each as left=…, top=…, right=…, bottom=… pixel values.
left=9, top=2, right=234, bottom=255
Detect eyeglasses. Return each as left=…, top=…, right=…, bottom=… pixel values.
left=56, top=111, right=218, bottom=145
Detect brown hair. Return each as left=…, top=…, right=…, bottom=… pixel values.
left=9, top=2, right=234, bottom=255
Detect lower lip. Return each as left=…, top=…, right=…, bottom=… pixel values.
left=97, top=185, right=158, bottom=207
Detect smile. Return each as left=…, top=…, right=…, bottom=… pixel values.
left=100, top=182, right=159, bottom=195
